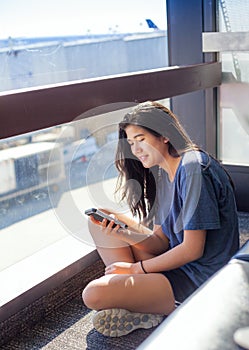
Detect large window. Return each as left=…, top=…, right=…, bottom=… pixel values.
left=1, top=0, right=227, bottom=320
left=218, top=0, right=249, bottom=165
left=0, top=0, right=167, bottom=92
left=0, top=99, right=169, bottom=273
left=0, top=105, right=130, bottom=311
left=0, top=107, right=122, bottom=271
left=0, top=0, right=168, bottom=309
left=0, top=100, right=168, bottom=311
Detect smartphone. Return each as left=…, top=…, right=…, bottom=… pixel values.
left=84, top=208, right=128, bottom=229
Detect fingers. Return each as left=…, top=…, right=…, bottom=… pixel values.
left=88, top=213, right=121, bottom=236
left=105, top=264, right=113, bottom=274
left=101, top=218, right=120, bottom=235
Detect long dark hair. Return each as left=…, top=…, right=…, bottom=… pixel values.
left=115, top=101, right=198, bottom=222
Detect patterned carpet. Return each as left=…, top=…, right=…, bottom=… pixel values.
left=1, top=297, right=157, bottom=350
left=1, top=212, right=249, bottom=350
left=1, top=259, right=155, bottom=350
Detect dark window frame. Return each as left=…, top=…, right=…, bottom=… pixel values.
left=0, top=63, right=221, bottom=139
left=167, top=0, right=249, bottom=212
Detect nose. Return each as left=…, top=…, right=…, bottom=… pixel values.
left=132, top=140, right=142, bottom=154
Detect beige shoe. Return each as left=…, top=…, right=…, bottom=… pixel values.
left=92, top=308, right=164, bottom=337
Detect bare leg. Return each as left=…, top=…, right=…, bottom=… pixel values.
left=88, top=220, right=135, bottom=266
left=83, top=219, right=175, bottom=333
left=88, top=219, right=155, bottom=266
left=83, top=272, right=175, bottom=315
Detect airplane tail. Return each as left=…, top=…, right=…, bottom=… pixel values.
left=145, top=19, right=159, bottom=30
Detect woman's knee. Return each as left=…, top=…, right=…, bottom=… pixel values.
left=82, top=279, right=104, bottom=310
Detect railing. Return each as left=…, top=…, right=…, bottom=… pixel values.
left=0, top=63, right=221, bottom=139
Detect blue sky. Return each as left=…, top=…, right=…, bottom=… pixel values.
left=0, top=0, right=167, bottom=38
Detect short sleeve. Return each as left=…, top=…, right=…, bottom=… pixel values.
left=174, top=168, right=221, bottom=232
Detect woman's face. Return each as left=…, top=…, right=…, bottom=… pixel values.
left=125, top=125, right=168, bottom=168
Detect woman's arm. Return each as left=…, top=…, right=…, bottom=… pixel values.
left=104, top=229, right=206, bottom=275
left=140, top=229, right=207, bottom=273
left=118, top=224, right=169, bottom=256
left=100, top=210, right=152, bottom=235
left=91, top=210, right=169, bottom=256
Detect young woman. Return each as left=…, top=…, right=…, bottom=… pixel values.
left=82, top=101, right=239, bottom=337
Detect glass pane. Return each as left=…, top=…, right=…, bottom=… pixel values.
left=0, top=99, right=170, bottom=272
left=218, top=0, right=249, bottom=165
left=0, top=108, right=120, bottom=271
left=0, top=0, right=167, bottom=92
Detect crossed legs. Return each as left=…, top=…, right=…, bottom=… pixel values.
left=82, top=220, right=175, bottom=316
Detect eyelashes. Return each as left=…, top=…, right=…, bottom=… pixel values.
left=127, top=138, right=145, bottom=146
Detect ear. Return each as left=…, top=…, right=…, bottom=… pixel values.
left=163, top=137, right=169, bottom=143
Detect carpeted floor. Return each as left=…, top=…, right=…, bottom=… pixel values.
left=1, top=296, right=156, bottom=350
left=1, top=260, right=156, bottom=350
left=1, top=212, right=249, bottom=350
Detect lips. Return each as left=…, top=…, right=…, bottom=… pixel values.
left=138, top=155, right=148, bottom=163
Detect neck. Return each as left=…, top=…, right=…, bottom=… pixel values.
left=160, top=153, right=182, bottom=182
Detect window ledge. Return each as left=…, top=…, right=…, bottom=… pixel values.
left=0, top=235, right=98, bottom=322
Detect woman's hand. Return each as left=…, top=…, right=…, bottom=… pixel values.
left=100, top=218, right=122, bottom=235
left=89, top=211, right=122, bottom=235
left=105, top=261, right=144, bottom=275
left=88, top=208, right=125, bottom=235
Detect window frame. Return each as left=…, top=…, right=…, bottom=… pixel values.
left=0, top=63, right=221, bottom=139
